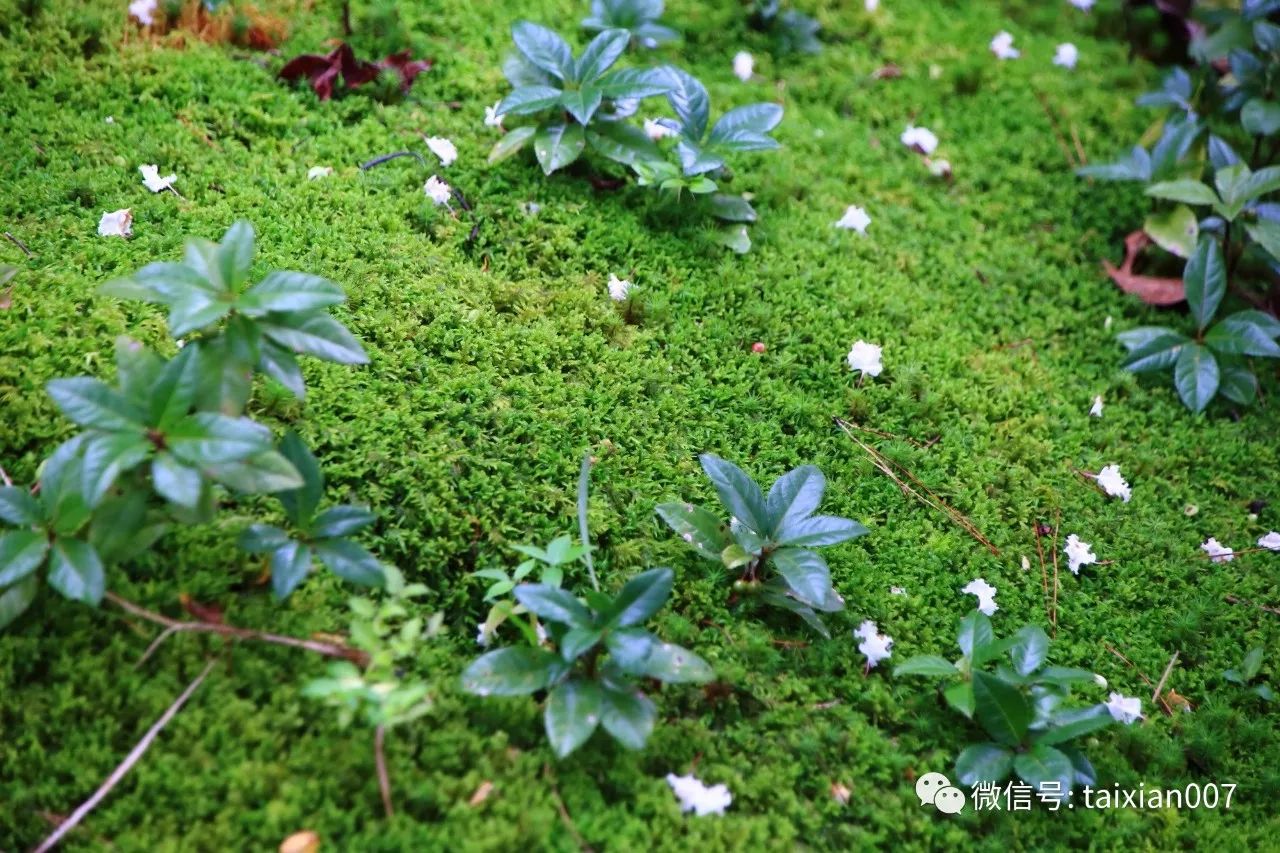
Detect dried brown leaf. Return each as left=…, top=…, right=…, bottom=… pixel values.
left=1103, top=230, right=1185, bottom=306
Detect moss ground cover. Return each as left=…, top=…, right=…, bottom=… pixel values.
left=2, top=0, right=1279, bottom=849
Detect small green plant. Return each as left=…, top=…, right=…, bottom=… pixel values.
left=895, top=612, right=1114, bottom=798
left=658, top=454, right=865, bottom=637
left=582, top=0, right=677, bottom=49
left=472, top=533, right=588, bottom=643
left=1222, top=646, right=1275, bottom=701
left=461, top=567, right=712, bottom=757
left=489, top=22, right=672, bottom=174
left=748, top=0, right=821, bottom=55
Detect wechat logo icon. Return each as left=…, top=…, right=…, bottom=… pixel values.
left=916, top=772, right=966, bottom=815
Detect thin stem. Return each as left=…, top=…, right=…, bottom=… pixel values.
left=34, top=658, right=218, bottom=853
left=577, top=452, right=599, bottom=591
left=1152, top=651, right=1180, bottom=705
left=106, top=593, right=369, bottom=667
left=375, top=725, right=393, bottom=818
left=1223, top=219, right=1236, bottom=295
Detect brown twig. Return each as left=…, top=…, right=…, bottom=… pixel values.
left=106, top=593, right=369, bottom=666
left=34, top=658, right=218, bottom=853
left=3, top=231, right=33, bottom=257
left=839, top=420, right=936, bottom=450
left=1151, top=651, right=1180, bottom=706
left=1070, top=124, right=1087, bottom=166
left=1050, top=510, right=1062, bottom=635
left=1224, top=594, right=1280, bottom=617
left=1104, top=643, right=1173, bottom=715
left=1034, top=90, right=1078, bottom=169
left=544, top=764, right=593, bottom=852
left=375, top=724, right=393, bottom=818
left=837, top=419, right=1000, bottom=555
left=1033, top=522, right=1050, bottom=622
left=996, top=337, right=1041, bottom=366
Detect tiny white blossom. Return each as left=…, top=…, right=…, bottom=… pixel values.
left=666, top=773, right=732, bottom=816
left=900, top=125, right=938, bottom=155
left=733, top=51, right=754, bottom=82
left=1258, top=531, right=1280, bottom=551
left=1054, top=43, right=1079, bottom=69
left=104, top=115, right=115, bottom=124
left=608, top=274, right=632, bottom=302
left=1093, top=673, right=1108, bottom=688
left=927, top=158, right=952, bottom=179
left=139, top=164, right=176, bottom=193
left=846, top=340, right=883, bottom=377
left=834, top=205, right=871, bottom=235
left=475, top=622, right=494, bottom=647
left=865, top=0, right=880, bottom=10
left=129, top=0, right=157, bottom=25
left=535, top=621, right=549, bottom=644
left=990, top=31, right=1020, bottom=60
left=484, top=101, right=505, bottom=128
left=963, top=578, right=998, bottom=615
left=97, top=209, right=132, bottom=238
left=1070, top=0, right=1095, bottom=10
left=855, top=620, right=894, bottom=669
left=307, top=166, right=333, bottom=180
left=423, top=175, right=452, bottom=205
left=1089, top=395, right=1103, bottom=417
left=1201, top=537, right=1234, bottom=563
left=1063, top=534, right=1097, bottom=575
left=644, top=118, right=676, bottom=141
left=890, top=585, right=906, bottom=596
left=426, top=136, right=458, bottom=167
left=1095, top=464, right=1131, bottom=502
left=1106, top=692, right=1142, bottom=724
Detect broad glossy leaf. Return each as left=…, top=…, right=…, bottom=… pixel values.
left=1208, top=135, right=1242, bottom=169
left=1119, top=329, right=1189, bottom=373
left=764, top=465, right=824, bottom=533
left=514, top=583, right=594, bottom=627
left=662, top=65, right=709, bottom=139
left=114, top=338, right=165, bottom=400
left=594, top=67, right=672, bottom=100
left=511, top=21, right=573, bottom=81
left=774, top=515, right=867, bottom=548
left=193, top=336, right=252, bottom=415
left=957, top=610, right=994, bottom=659
left=770, top=548, right=837, bottom=609
left=1205, top=314, right=1280, bottom=357
left=944, top=681, right=975, bottom=718
left=168, top=288, right=233, bottom=337
left=0, top=487, right=42, bottom=527
left=607, top=567, right=673, bottom=627
left=100, top=262, right=201, bottom=304
left=315, top=539, right=384, bottom=586
left=46, top=378, right=146, bottom=432
left=1008, top=625, right=1050, bottom=677
left=261, top=312, right=368, bottom=365
left=1219, top=365, right=1259, bottom=405
left=637, top=640, right=713, bottom=683
left=1145, top=179, right=1220, bottom=207
left=1037, top=666, right=1097, bottom=687
left=80, top=432, right=151, bottom=506
left=1035, top=705, right=1114, bottom=746
left=1076, top=145, right=1151, bottom=182
left=599, top=686, right=656, bottom=750
left=708, top=129, right=779, bottom=153
left=208, top=451, right=305, bottom=494
left=1244, top=165, right=1280, bottom=202
left=559, top=626, right=603, bottom=661
left=893, top=655, right=959, bottom=678
left=972, top=670, right=1033, bottom=746
left=145, top=345, right=201, bottom=430
left=574, top=29, right=629, bottom=82
left=1214, top=163, right=1253, bottom=214
left=1013, top=743, right=1074, bottom=798
left=1143, top=205, right=1198, bottom=258
left=585, top=121, right=660, bottom=166
left=1173, top=344, right=1220, bottom=413
left=240, top=271, right=344, bottom=315
left=167, top=414, right=273, bottom=465
left=217, top=221, right=255, bottom=289
left=711, top=224, right=751, bottom=254
left=468, top=647, right=566, bottom=700
left=1059, top=746, right=1096, bottom=785
left=497, top=86, right=564, bottom=117
left=46, top=539, right=105, bottom=605
left=0, top=575, right=39, bottom=630
left=238, top=523, right=291, bottom=554
left=604, top=626, right=654, bottom=671
left=1246, top=219, right=1280, bottom=261
left=677, top=140, right=726, bottom=176
left=270, top=540, right=313, bottom=598
left=698, top=453, right=768, bottom=535
left=151, top=452, right=203, bottom=509
left=711, top=103, right=783, bottom=140
left=561, top=86, right=604, bottom=125
left=655, top=502, right=729, bottom=560
left=277, top=431, right=323, bottom=525
left=257, top=341, right=306, bottom=399
left=545, top=680, right=602, bottom=758
left=0, top=530, right=48, bottom=587
left=312, top=505, right=376, bottom=539
left=704, top=193, right=756, bottom=223
left=956, top=743, right=1015, bottom=786
left=534, top=122, right=586, bottom=175
left=1243, top=97, right=1280, bottom=137
left=489, top=125, right=538, bottom=164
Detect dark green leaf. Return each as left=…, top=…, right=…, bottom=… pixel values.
left=560, top=86, right=604, bottom=125
left=707, top=129, right=779, bottom=153
left=0, top=487, right=42, bottom=526
left=1247, top=219, right=1280, bottom=261
left=1183, top=237, right=1227, bottom=329
left=511, top=21, right=573, bottom=81
left=655, top=502, right=729, bottom=560
left=594, top=67, right=672, bottom=100
left=1119, top=329, right=1189, bottom=372
left=315, top=539, right=385, bottom=586
left=168, top=289, right=233, bottom=337
left=270, top=540, right=313, bottom=598
left=151, top=453, right=203, bottom=509
left=574, top=29, right=629, bottom=82
left=704, top=193, right=756, bottom=223
left=0, top=530, right=49, bottom=587
left=893, top=655, right=959, bottom=678
left=599, top=686, right=656, bottom=750
left=1035, top=705, right=1114, bottom=746
left=0, top=575, right=39, bottom=630
left=972, top=670, right=1033, bottom=746
left=956, top=743, right=1015, bottom=786
left=545, top=680, right=602, bottom=758
left=497, top=86, right=565, bottom=116
left=463, top=646, right=566, bottom=699
left=489, top=125, right=538, bottom=163
left=774, top=515, right=868, bottom=548
left=277, top=431, right=323, bottom=525
left=1173, top=344, right=1220, bottom=413
left=764, top=465, right=824, bottom=533
left=1013, top=743, right=1074, bottom=798
left=710, top=224, right=751, bottom=254
left=1145, top=179, right=1220, bottom=207
left=710, top=103, right=783, bottom=140
left=148, top=345, right=202, bottom=429
left=534, top=122, right=586, bottom=175
left=1243, top=647, right=1265, bottom=680
left=217, top=221, right=255, bottom=289
left=604, top=626, right=654, bottom=671
left=167, top=414, right=273, bottom=465
left=193, top=337, right=252, bottom=415
left=1218, top=364, right=1259, bottom=405
left=46, top=378, right=146, bottom=432
left=585, top=121, right=661, bottom=166
left=1243, top=98, right=1280, bottom=137
left=257, top=341, right=306, bottom=399
left=1205, top=314, right=1280, bottom=357
left=637, top=640, right=713, bottom=683
left=559, top=626, right=603, bottom=661
left=1008, top=625, right=1050, bottom=677
left=1143, top=205, right=1199, bottom=258
left=698, top=453, right=768, bottom=535
left=238, top=523, right=291, bottom=554
left=770, top=548, right=838, bottom=609
left=312, top=505, right=376, bottom=539
left=957, top=610, right=994, bottom=658
left=760, top=586, right=830, bottom=637
left=607, top=567, right=673, bottom=626
left=240, top=271, right=344, bottom=315
left=208, top=451, right=304, bottom=494
left=662, top=65, right=709, bottom=139
left=261, top=312, right=367, bottom=364
left=46, top=539, right=105, bottom=605
left=1037, top=666, right=1098, bottom=687
left=514, top=584, right=594, bottom=627
left=78, top=433, right=149, bottom=507
left=1059, top=746, right=1097, bottom=785
left=944, top=681, right=975, bottom=718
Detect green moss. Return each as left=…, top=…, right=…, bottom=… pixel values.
left=1, top=0, right=1278, bottom=849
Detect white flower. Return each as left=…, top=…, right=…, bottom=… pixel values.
left=139, top=164, right=176, bottom=193
left=608, top=274, right=632, bottom=301
left=1201, top=537, right=1234, bottom=563
left=423, top=175, right=452, bottom=205
left=612, top=98, right=640, bottom=119
left=666, top=773, right=732, bottom=816
left=1054, top=43, right=1079, bottom=70
left=97, top=209, right=132, bottom=238
left=307, top=166, right=333, bottom=180
left=865, top=0, right=880, bottom=10
left=890, top=586, right=906, bottom=596
left=855, top=620, right=894, bottom=669
left=1095, top=464, right=1131, bottom=502
left=644, top=118, right=675, bottom=141
left=846, top=340, right=883, bottom=377
left=425, top=136, right=458, bottom=167
left=990, top=31, right=1020, bottom=60
left=900, top=125, right=938, bottom=155
left=927, top=158, right=952, bottom=179
left=1106, top=692, right=1142, bottom=724
left=1089, top=395, right=1103, bottom=417
left=733, top=51, right=754, bottom=82
left=963, top=578, right=998, bottom=615
left=535, top=621, right=549, bottom=645
left=1093, top=673, right=1108, bottom=688
left=1063, top=534, right=1097, bottom=576
left=1258, top=531, right=1280, bottom=551
left=484, top=101, right=505, bottom=128
left=834, top=205, right=871, bottom=235
left=129, top=0, right=157, bottom=25
left=475, top=622, right=494, bottom=647
left=1070, top=0, right=1095, bottom=10
left=104, top=116, right=115, bottom=124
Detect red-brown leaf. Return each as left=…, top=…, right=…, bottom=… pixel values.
left=1103, top=230, right=1185, bottom=306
